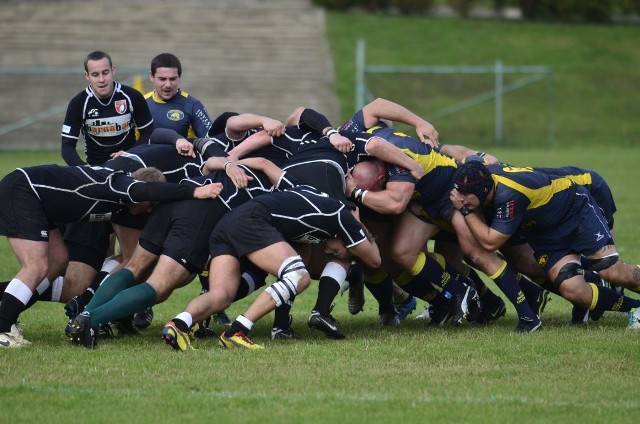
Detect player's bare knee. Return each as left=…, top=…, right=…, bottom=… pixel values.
left=390, top=247, right=415, bottom=270
left=210, top=287, right=235, bottom=309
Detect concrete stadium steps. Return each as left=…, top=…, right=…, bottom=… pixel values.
left=0, top=0, right=338, bottom=150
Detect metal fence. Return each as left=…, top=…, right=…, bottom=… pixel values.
left=355, top=38, right=555, bottom=146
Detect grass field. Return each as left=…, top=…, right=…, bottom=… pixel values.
left=0, top=147, right=639, bottom=424
left=326, top=13, right=640, bottom=149
left=2, top=9, right=640, bottom=424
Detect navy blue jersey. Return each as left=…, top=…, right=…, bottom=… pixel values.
left=485, top=164, right=577, bottom=236
left=15, top=165, right=193, bottom=223
left=340, top=107, right=458, bottom=206
left=339, top=107, right=385, bottom=134
left=144, top=89, right=212, bottom=138
left=364, top=125, right=459, bottom=213
left=533, top=166, right=616, bottom=225
left=61, top=82, right=154, bottom=166
left=252, top=185, right=367, bottom=247
left=104, top=144, right=216, bottom=183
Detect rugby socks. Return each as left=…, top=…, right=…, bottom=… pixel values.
left=0, top=279, right=33, bottom=332
left=395, top=253, right=443, bottom=301
left=234, top=269, right=268, bottom=301
left=172, top=312, right=193, bottom=333
left=396, top=252, right=466, bottom=302
left=516, top=274, right=548, bottom=315
left=88, top=282, right=157, bottom=327
left=363, top=270, right=395, bottom=314
left=25, top=276, right=65, bottom=307
left=392, top=288, right=410, bottom=305
left=346, top=263, right=363, bottom=291
left=490, top=262, right=538, bottom=321
left=463, top=264, right=503, bottom=306
left=84, top=269, right=137, bottom=312
left=273, top=300, right=293, bottom=329
left=314, top=276, right=341, bottom=316
left=588, top=283, right=640, bottom=314
left=0, top=280, right=9, bottom=300
left=226, top=315, right=253, bottom=337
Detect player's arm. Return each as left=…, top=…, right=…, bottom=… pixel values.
left=439, top=144, right=499, bottom=165
left=365, top=136, right=424, bottom=181
left=348, top=238, right=382, bottom=270
left=362, top=97, right=439, bottom=146
left=130, top=89, right=154, bottom=145
left=227, top=130, right=272, bottom=160
left=449, top=190, right=509, bottom=251
left=346, top=177, right=414, bottom=215
left=190, top=99, right=214, bottom=138
left=236, top=156, right=285, bottom=186
left=199, top=156, right=251, bottom=188
left=60, top=98, right=86, bottom=166
left=149, top=128, right=196, bottom=157
left=226, top=113, right=285, bottom=139
left=129, top=180, right=222, bottom=201
left=284, top=106, right=305, bottom=126
left=295, top=108, right=353, bottom=153
left=451, top=208, right=509, bottom=252
left=61, top=137, right=85, bottom=166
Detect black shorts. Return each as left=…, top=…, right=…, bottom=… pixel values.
left=0, top=170, right=54, bottom=241
left=64, top=221, right=113, bottom=269
left=209, top=202, right=283, bottom=259
left=139, top=199, right=229, bottom=274
left=112, top=208, right=149, bottom=230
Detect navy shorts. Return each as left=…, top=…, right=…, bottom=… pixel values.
left=527, top=186, right=613, bottom=272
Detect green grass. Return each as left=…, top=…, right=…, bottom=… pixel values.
left=326, top=13, right=640, bottom=148
left=2, top=13, right=640, bottom=423
left=1, top=148, right=639, bottom=423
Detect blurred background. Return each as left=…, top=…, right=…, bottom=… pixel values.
left=0, top=0, right=638, bottom=150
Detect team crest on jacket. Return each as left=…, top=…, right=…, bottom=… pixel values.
left=537, top=255, right=548, bottom=268
left=167, top=110, right=185, bottom=121
left=114, top=100, right=127, bottom=114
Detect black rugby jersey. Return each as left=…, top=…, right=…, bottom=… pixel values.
left=104, top=144, right=216, bottom=183
left=252, top=184, right=368, bottom=247
left=61, top=82, right=154, bottom=166
left=16, top=164, right=194, bottom=224
left=183, top=164, right=275, bottom=211
left=281, top=128, right=371, bottom=175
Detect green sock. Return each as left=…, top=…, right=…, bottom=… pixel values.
left=85, top=269, right=137, bottom=313
left=90, top=282, right=157, bottom=327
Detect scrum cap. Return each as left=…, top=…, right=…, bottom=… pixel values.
left=453, top=161, right=493, bottom=204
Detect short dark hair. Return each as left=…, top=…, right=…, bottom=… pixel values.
left=150, top=53, right=182, bottom=77
left=84, top=51, right=112, bottom=72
